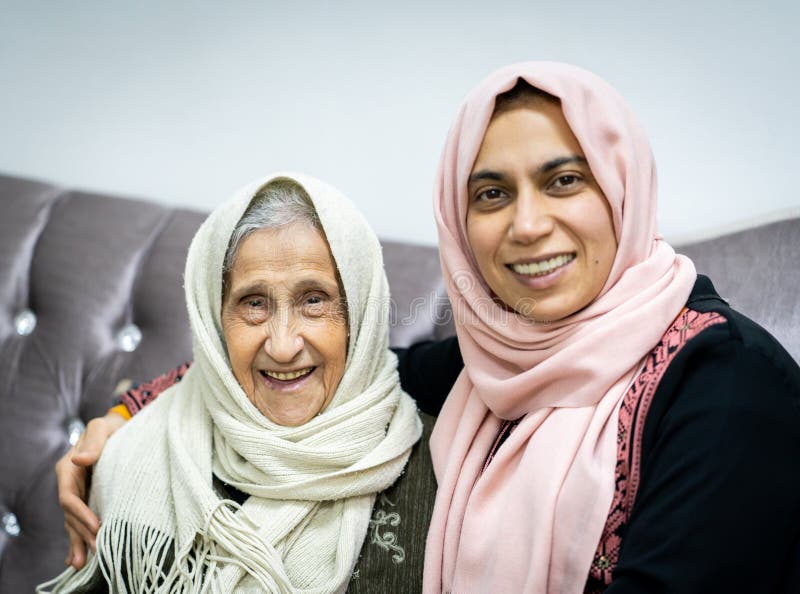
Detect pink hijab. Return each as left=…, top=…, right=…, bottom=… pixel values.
left=424, top=62, right=697, bottom=593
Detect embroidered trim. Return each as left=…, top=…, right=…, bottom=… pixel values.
left=119, top=362, right=192, bottom=415
left=585, top=309, right=725, bottom=591
left=367, top=493, right=407, bottom=564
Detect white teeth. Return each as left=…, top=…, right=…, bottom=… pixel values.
left=511, top=254, right=575, bottom=276
left=263, top=367, right=313, bottom=381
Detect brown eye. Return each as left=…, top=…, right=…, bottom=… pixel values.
left=243, top=297, right=268, bottom=324
left=475, top=188, right=507, bottom=202
left=547, top=173, right=586, bottom=195
left=556, top=175, right=577, bottom=186
left=301, top=293, right=329, bottom=317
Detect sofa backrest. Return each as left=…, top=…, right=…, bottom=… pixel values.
left=675, top=217, right=800, bottom=361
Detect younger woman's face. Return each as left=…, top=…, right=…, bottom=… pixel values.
left=466, top=99, right=617, bottom=323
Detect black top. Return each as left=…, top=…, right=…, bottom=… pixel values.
left=394, top=275, right=800, bottom=593
left=395, top=332, right=463, bottom=417
left=607, top=276, right=800, bottom=593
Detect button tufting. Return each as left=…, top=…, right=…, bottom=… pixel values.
left=2, top=512, right=20, bottom=537
left=116, top=323, right=142, bottom=352
left=67, top=418, right=85, bottom=446
left=13, top=309, right=37, bottom=336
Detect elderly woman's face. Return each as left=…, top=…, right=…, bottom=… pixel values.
left=466, top=100, right=617, bottom=322
left=221, top=223, right=348, bottom=426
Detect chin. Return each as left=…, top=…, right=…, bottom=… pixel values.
left=272, top=416, right=307, bottom=427
left=266, top=403, right=325, bottom=427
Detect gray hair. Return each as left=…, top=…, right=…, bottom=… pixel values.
left=222, top=178, right=322, bottom=280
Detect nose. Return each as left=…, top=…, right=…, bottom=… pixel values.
left=508, top=186, right=554, bottom=244
left=263, top=310, right=304, bottom=362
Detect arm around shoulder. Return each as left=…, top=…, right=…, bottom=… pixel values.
left=393, top=336, right=463, bottom=416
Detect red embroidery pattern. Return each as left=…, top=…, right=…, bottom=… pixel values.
left=119, top=362, right=192, bottom=416
left=584, top=309, right=725, bottom=592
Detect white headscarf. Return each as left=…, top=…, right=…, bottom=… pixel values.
left=40, top=173, right=422, bottom=593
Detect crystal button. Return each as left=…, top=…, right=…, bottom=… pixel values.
left=2, top=512, right=20, bottom=537
left=13, top=309, right=37, bottom=336
left=67, top=418, right=85, bottom=446
left=116, top=323, right=142, bottom=352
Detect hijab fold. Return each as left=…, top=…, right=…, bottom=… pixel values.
left=424, top=62, right=696, bottom=593
left=39, top=173, right=421, bottom=594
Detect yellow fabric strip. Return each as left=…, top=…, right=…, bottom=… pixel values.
left=109, top=403, right=132, bottom=421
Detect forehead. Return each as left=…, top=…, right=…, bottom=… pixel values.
left=474, top=101, right=584, bottom=168
left=228, top=224, right=340, bottom=290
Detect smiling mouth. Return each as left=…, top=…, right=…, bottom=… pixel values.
left=260, top=367, right=315, bottom=382
left=508, top=253, right=575, bottom=277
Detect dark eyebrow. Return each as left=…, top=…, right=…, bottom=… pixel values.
left=229, top=281, right=271, bottom=300
left=539, top=155, right=587, bottom=174
left=294, top=277, right=340, bottom=295
left=230, top=277, right=340, bottom=300
left=468, top=170, right=506, bottom=184
left=468, top=155, right=588, bottom=185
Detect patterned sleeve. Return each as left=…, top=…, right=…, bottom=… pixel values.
left=117, top=362, right=192, bottom=417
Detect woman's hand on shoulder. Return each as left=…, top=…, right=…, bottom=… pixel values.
left=55, top=410, right=127, bottom=569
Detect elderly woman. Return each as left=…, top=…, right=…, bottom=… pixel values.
left=40, top=173, right=421, bottom=592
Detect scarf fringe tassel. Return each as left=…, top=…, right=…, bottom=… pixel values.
left=37, top=503, right=293, bottom=594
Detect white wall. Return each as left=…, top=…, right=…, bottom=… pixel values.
left=1, top=0, right=798, bottom=245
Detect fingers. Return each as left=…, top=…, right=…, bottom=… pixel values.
left=65, top=524, right=87, bottom=569
left=55, top=452, right=87, bottom=505
left=61, top=492, right=100, bottom=538
left=56, top=462, right=100, bottom=536
left=57, top=457, right=98, bottom=570
left=56, top=412, right=126, bottom=569
left=69, top=450, right=99, bottom=467
left=70, top=416, right=119, bottom=466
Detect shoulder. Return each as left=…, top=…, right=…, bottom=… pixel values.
left=657, top=274, right=799, bottom=402
left=641, top=275, right=800, bottom=459
left=685, top=275, right=799, bottom=377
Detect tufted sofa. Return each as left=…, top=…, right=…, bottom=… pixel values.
left=0, top=172, right=798, bottom=592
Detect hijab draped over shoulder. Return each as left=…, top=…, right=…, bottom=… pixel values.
left=40, top=173, right=421, bottom=594
left=424, top=62, right=696, bottom=593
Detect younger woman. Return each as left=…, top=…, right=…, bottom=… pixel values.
left=424, top=61, right=800, bottom=593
